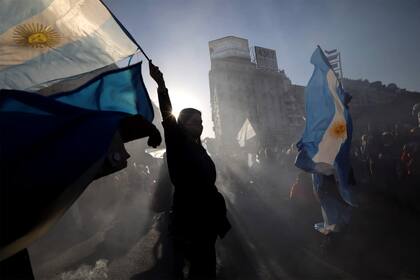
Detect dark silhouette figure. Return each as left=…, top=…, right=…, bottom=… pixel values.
left=149, top=61, right=231, bottom=279
left=0, top=249, right=34, bottom=280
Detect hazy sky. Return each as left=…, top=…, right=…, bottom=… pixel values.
left=103, top=0, right=420, bottom=137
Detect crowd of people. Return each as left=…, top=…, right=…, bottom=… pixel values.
left=4, top=58, right=419, bottom=279
left=352, top=110, right=420, bottom=211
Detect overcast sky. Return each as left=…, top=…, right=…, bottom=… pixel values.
left=103, top=0, right=420, bottom=137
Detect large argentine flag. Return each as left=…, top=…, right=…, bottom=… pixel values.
left=295, top=46, right=355, bottom=206
left=0, top=63, right=154, bottom=261
left=0, top=0, right=138, bottom=90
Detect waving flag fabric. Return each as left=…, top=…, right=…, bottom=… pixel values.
left=0, top=64, right=154, bottom=261
left=237, top=118, right=256, bottom=147
left=1, top=63, right=153, bottom=121
left=0, top=0, right=138, bottom=91
left=54, top=62, right=154, bottom=121
left=324, top=49, right=337, bottom=55
left=327, top=53, right=339, bottom=61
left=295, top=46, right=355, bottom=206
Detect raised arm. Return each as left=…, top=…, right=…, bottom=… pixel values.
left=149, top=61, right=173, bottom=121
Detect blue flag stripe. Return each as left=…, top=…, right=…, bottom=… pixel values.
left=53, top=62, right=154, bottom=122
left=1, top=62, right=154, bottom=123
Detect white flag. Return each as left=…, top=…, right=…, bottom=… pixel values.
left=237, top=118, right=256, bottom=147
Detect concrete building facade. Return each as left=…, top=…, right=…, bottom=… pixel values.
left=208, top=36, right=304, bottom=155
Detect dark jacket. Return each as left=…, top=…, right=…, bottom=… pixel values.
left=162, top=114, right=230, bottom=239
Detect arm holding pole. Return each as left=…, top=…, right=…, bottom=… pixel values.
left=149, top=61, right=173, bottom=122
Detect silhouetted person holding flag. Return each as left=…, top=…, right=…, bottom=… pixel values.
left=149, top=61, right=231, bottom=279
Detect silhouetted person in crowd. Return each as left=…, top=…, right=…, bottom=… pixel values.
left=399, top=107, right=420, bottom=211
left=290, top=172, right=316, bottom=206
left=372, top=132, right=399, bottom=194
left=149, top=61, right=231, bottom=279
left=352, top=134, right=372, bottom=191
left=411, top=103, right=420, bottom=125
left=313, top=174, right=352, bottom=237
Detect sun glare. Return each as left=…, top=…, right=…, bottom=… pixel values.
left=170, top=87, right=200, bottom=119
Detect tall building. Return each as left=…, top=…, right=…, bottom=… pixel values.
left=208, top=36, right=304, bottom=155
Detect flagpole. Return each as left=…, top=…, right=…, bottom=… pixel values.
left=99, top=0, right=151, bottom=62
left=338, top=52, right=344, bottom=81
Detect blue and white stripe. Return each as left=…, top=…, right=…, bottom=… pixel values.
left=0, top=0, right=138, bottom=90
left=295, top=46, right=355, bottom=206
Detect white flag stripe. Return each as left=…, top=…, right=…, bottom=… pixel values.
left=0, top=0, right=138, bottom=90
left=0, top=0, right=114, bottom=69
left=313, top=69, right=347, bottom=164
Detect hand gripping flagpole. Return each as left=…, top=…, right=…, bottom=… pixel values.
left=99, top=0, right=151, bottom=62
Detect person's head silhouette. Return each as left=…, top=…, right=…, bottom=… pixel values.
left=177, top=108, right=203, bottom=141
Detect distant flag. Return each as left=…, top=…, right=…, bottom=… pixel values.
left=146, top=148, right=167, bottom=159
left=295, top=46, right=356, bottom=207
left=324, top=49, right=337, bottom=55
left=324, top=48, right=343, bottom=79
left=0, top=0, right=139, bottom=91
left=330, top=62, right=339, bottom=69
left=327, top=53, right=339, bottom=61
left=0, top=61, right=154, bottom=260
left=237, top=118, right=256, bottom=147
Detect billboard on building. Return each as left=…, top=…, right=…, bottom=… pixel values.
left=254, top=46, right=278, bottom=71
left=209, top=36, right=250, bottom=60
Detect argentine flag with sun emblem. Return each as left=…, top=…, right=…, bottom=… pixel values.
left=0, top=0, right=159, bottom=262
left=295, top=46, right=355, bottom=206
left=0, top=0, right=138, bottom=90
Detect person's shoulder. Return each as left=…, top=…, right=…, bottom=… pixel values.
left=162, top=116, right=185, bottom=143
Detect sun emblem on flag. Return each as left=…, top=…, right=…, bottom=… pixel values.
left=329, top=120, right=347, bottom=139
left=13, top=23, right=60, bottom=48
